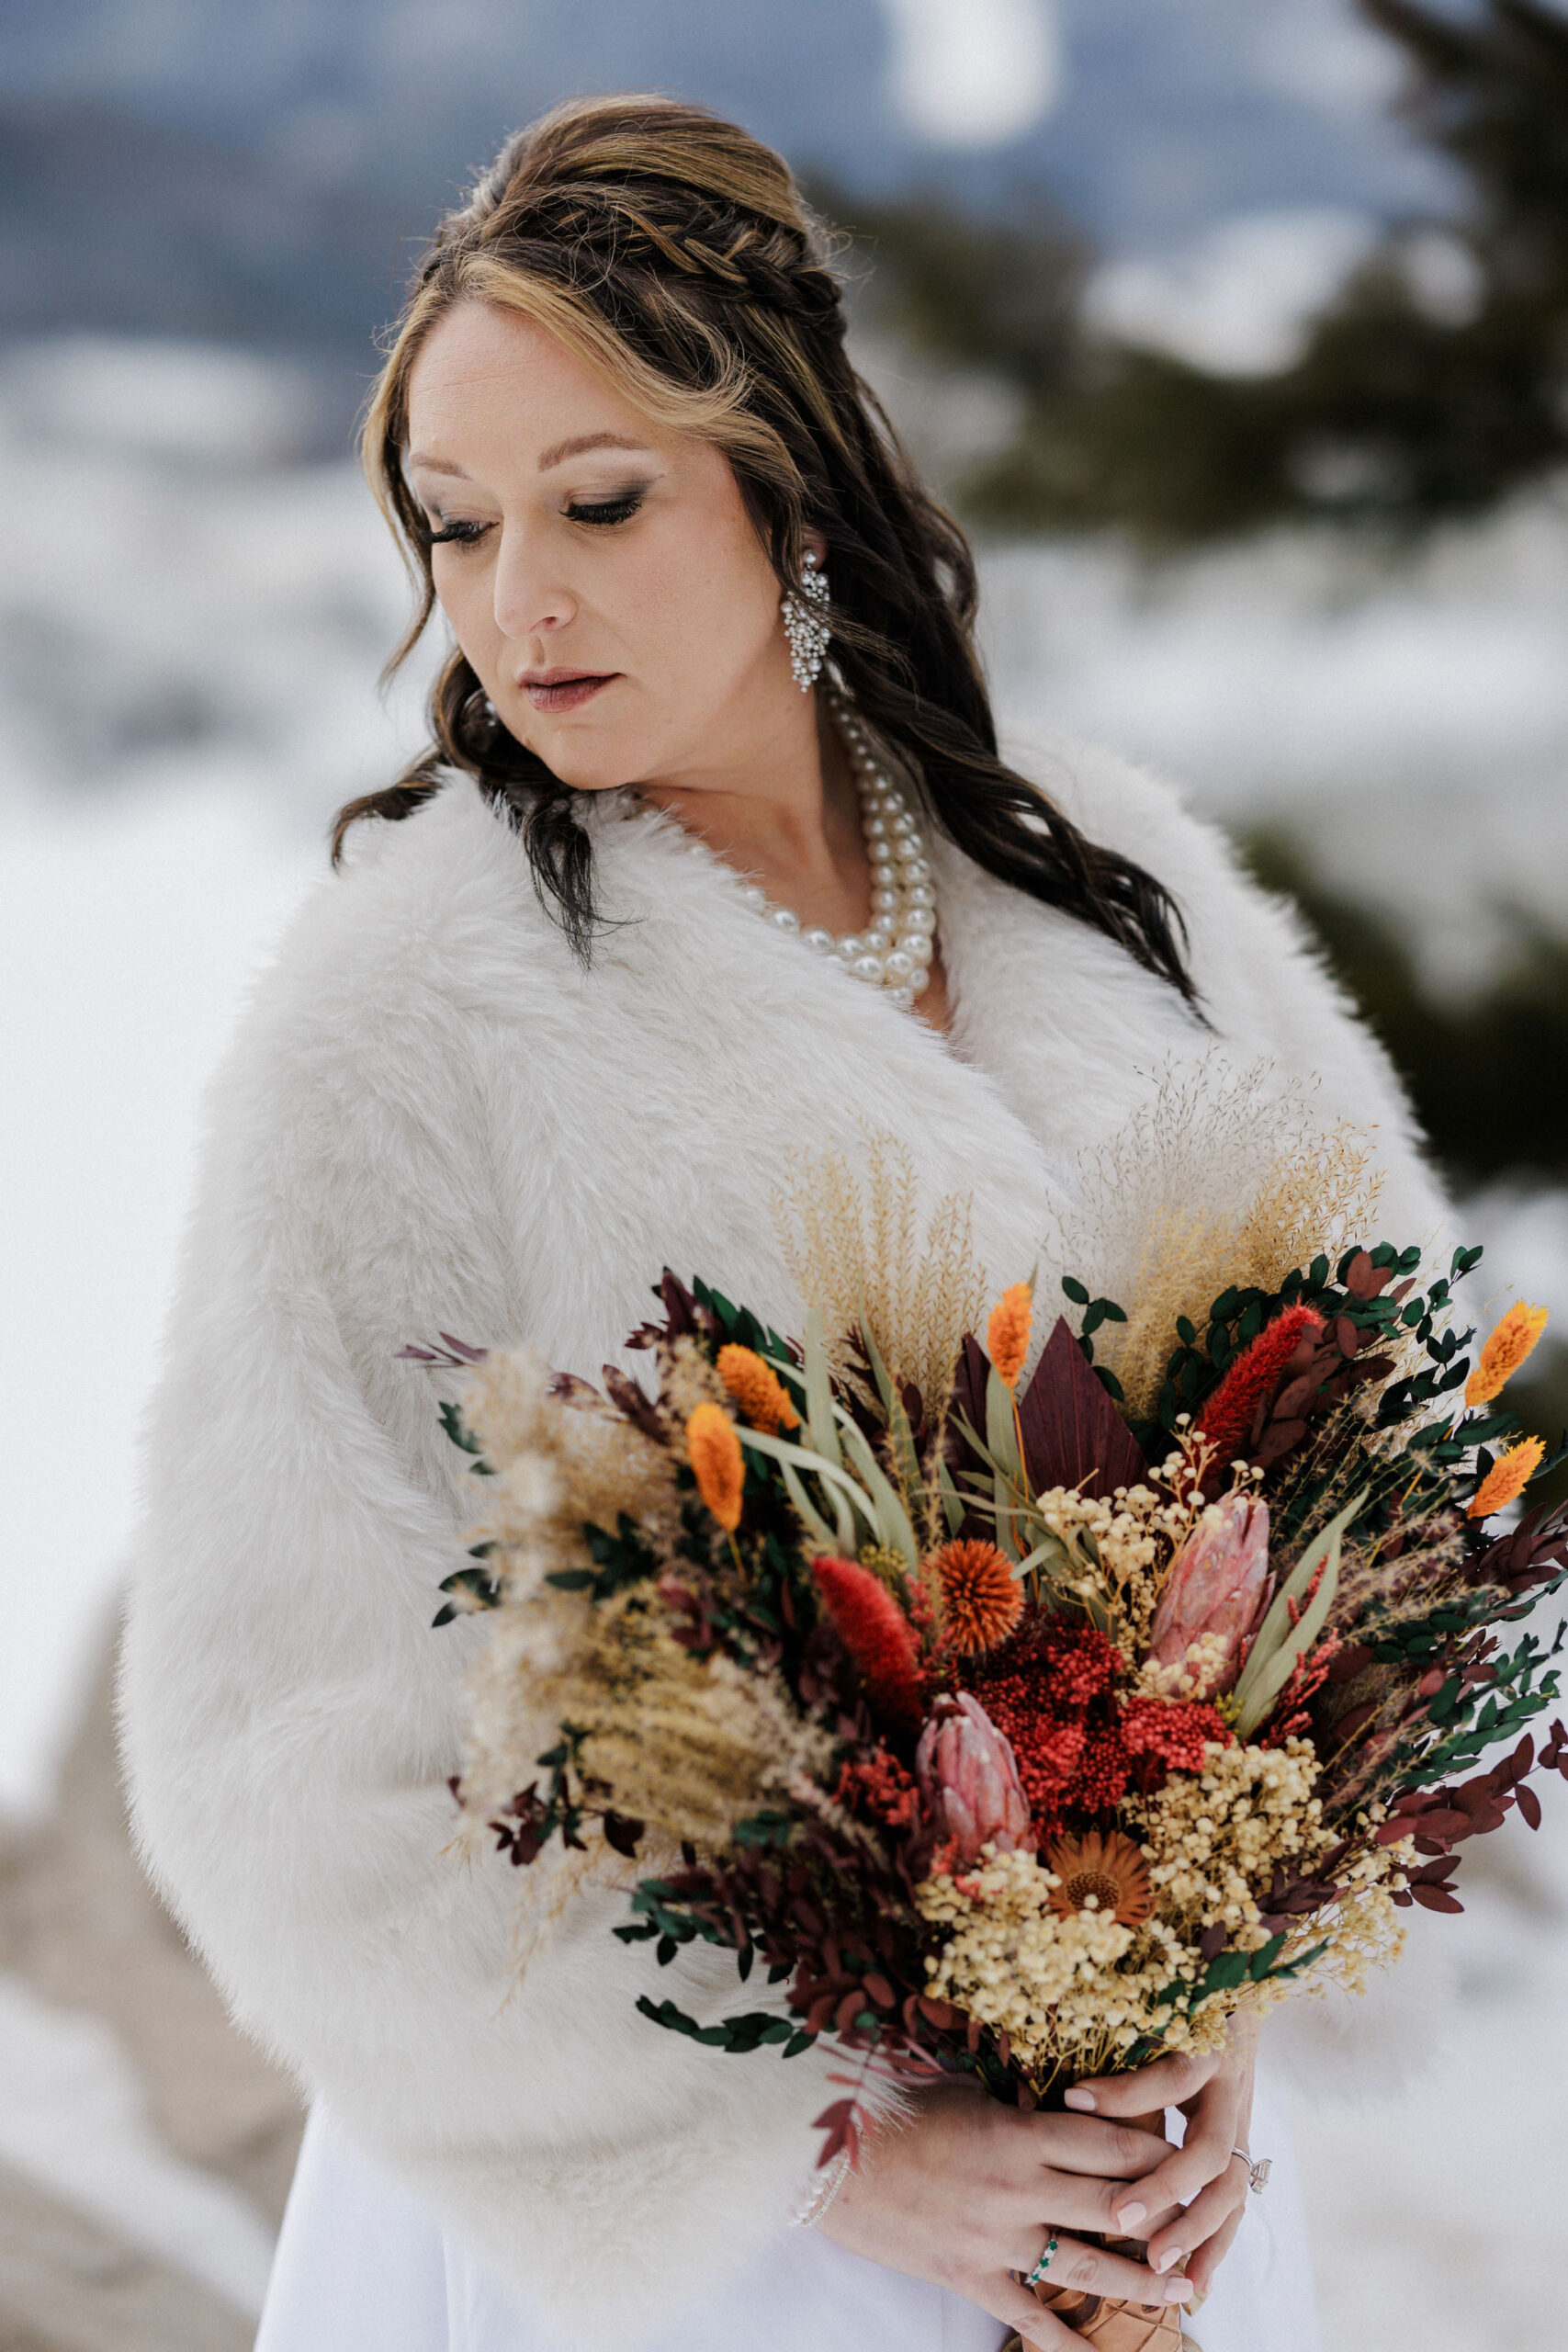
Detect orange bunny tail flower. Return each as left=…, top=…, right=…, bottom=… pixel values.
left=1467, top=1434, right=1546, bottom=1521
left=1045, top=1829, right=1154, bottom=1927
left=1465, top=1304, right=1550, bottom=1408
left=929, top=1538, right=1024, bottom=1656
left=987, top=1281, right=1033, bottom=1390
left=686, top=1401, right=746, bottom=1532
left=716, top=1342, right=800, bottom=1435
left=812, top=1556, right=925, bottom=1728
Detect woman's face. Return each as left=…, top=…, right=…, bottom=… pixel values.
left=403, top=300, right=805, bottom=791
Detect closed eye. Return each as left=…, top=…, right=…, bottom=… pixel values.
left=427, top=518, right=491, bottom=548
left=566, top=489, right=647, bottom=527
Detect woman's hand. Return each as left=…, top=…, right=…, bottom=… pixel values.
left=817, top=2081, right=1198, bottom=2349
left=1064, top=2017, right=1258, bottom=2299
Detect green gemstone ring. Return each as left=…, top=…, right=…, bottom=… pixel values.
left=1027, top=2235, right=1059, bottom=2287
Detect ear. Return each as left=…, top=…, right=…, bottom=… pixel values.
left=803, top=528, right=829, bottom=571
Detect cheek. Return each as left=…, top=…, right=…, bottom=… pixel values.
left=431, top=556, right=502, bottom=673
left=628, top=519, right=781, bottom=678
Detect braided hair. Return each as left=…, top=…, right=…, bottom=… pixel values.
left=339, top=93, right=1196, bottom=1001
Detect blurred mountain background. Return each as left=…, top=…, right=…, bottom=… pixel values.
left=2, top=6, right=1566, bottom=2350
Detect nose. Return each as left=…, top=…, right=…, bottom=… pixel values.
left=491, top=519, right=577, bottom=644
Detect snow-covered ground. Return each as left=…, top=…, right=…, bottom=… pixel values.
left=2, top=337, right=1565, bottom=2347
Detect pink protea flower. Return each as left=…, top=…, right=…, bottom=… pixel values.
left=1149, top=1493, right=1273, bottom=1699
left=916, top=1692, right=1033, bottom=1863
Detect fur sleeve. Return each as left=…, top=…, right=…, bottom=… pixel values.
left=117, top=882, right=846, bottom=2343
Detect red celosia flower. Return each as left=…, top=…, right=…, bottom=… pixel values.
left=967, top=1613, right=1233, bottom=1836
left=1119, top=1695, right=1230, bottom=1775
left=835, top=1750, right=921, bottom=1830
left=813, top=1556, right=925, bottom=1728
left=1195, top=1306, right=1325, bottom=1468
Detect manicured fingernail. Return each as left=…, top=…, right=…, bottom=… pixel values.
left=1164, top=2278, right=1194, bottom=2303
left=1152, top=2246, right=1179, bottom=2274
left=1117, top=2202, right=1146, bottom=2229
left=1064, top=2087, right=1096, bottom=2110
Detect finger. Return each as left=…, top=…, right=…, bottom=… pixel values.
left=1185, top=2198, right=1248, bottom=2300
left=1014, top=2165, right=1183, bottom=2242
left=975, top=2276, right=1088, bottom=2351
left=1065, top=2046, right=1219, bottom=2116
left=1015, top=2231, right=1195, bottom=2311
left=1116, top=2077, right=1242, bottom=2223
left=1030, top=2115, right=1172, bottom=2180
left=1146, top=2158, right=1248, bottom=2278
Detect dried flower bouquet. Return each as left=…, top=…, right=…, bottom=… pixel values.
left=406, top=1136, right=1568, bottom=2333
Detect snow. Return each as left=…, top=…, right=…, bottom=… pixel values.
left=0, top=1973, right=276, bottom=2315
left=1083, top=209, right=1382, bottom=377
left=1, top=336, right=1563, bottom=2346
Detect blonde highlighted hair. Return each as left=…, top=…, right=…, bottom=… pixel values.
left=336, top=93, right=1196, bottom=1001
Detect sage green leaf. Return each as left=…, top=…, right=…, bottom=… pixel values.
left=834, top=1414, right=920, bottom=1574
left=1232, top=1489, right=1366, bottom=1736
left=938, top=1453, right=966, bottom=1537
left=802, top=1308, right=842, bottom=1474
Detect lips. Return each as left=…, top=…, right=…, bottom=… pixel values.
left=522, top=671, right=617, bottom=714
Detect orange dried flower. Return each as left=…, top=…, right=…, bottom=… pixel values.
left=716, top=1343, right=800, bottom=1435
left=1467, top=1434, right=1546, bottom=1521
left=1044, top=1828, right=1154, bottom=1927
left=686, top=1401, right=745, bottom=1532
left=930, top=1539, right=1024, bottom=1656
left=1465, top=1304, right=1550, bottom=1408
left=987, top=1282, right=1033, bottom=1389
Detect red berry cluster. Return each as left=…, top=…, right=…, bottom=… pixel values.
left=968, top=1615, right=1232, bottom=1836
left=835, top=1751, right=920, bottom=1830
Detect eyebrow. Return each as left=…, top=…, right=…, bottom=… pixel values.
left=537, top=431, right=655, bottom=471
left=406, top=430, right=656, bottom=482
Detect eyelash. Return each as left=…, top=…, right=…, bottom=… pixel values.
left=426, top=490, right=647, bottom=547
left=568, top=491, right=646, bottom=527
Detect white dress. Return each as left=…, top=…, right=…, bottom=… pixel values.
left=256, top=2068, right=1320, bottom=2352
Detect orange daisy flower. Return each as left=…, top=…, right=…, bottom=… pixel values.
left=686, top=1402, right=745, bottom=1532
left=1467, top=1434, right=1546, bottom=1521
left=716, top=1343, right=800, bottom=1435
left=930, top=1538, right=1024, bottom=1655
left=1045, top=1829, right=1154, bottom=1927
left=1465, top=1303, right=1550, bottom=1408
left=987, top=1282, right=1033, bottom=1390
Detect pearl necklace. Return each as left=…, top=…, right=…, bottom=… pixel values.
left=737, top=700, right=937, bottom=1012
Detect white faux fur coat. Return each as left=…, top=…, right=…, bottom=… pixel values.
left=119, top=735, right=1449, bottom=2345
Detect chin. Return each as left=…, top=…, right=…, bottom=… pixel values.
left=504, top=716, right=628, bottom=794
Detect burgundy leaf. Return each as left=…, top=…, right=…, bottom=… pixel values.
left=1015, top=1317, right=1148, bottom=1501
left=602, top=1363, right=670, bottom=1445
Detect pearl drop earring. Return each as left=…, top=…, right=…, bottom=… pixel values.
left=781, top=555, right=830, bottom=691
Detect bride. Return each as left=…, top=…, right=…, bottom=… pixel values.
left=120, top=93, right=1444, bottom=2352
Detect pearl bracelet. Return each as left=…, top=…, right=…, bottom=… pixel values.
left=791, top=2147, right=852, bottom=2229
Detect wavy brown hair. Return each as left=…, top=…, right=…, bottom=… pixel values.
left=337, top=92, right=1196, bottom=1001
